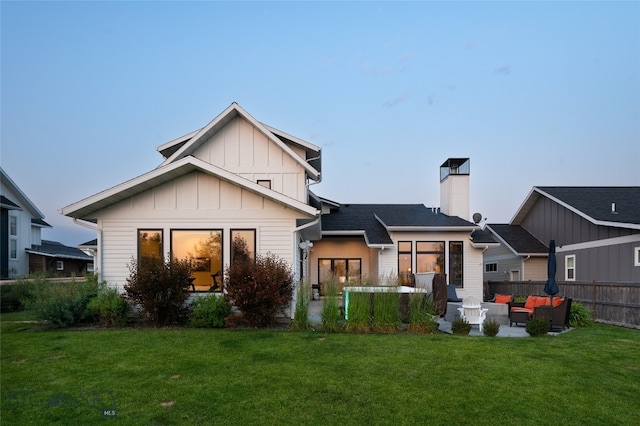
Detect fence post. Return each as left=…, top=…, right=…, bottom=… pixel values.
left=592, top=280, right=597, bottom=317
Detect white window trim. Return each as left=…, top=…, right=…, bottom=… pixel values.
left=56, top=260, right=64, bottom=271
left=565, top=255, right=576, bottom=281
left=485, top=262, right=497, bottom=272
left=634, top=247, right=640, bottom=267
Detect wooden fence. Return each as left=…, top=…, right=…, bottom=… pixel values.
left=486, top=280, right=640, bottom=329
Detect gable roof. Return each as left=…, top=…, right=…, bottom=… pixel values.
left=26, top=240, right=93, bottom=261
left=60, top=156, right=319, bottom=221
left=485, top=224, right=548, bottom=256
left=158, top=102, right=321, bottom=181
left=0, top=167, right=46, bottom=220
left=512, top=186, right=640, bottom=229
left=321, top=204, right=480, bottom=247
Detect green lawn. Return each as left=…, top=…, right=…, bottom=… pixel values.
left=1, top=312, right=639, bottom=425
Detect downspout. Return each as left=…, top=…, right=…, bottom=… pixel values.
left=73, top=218, right=102, bottom=281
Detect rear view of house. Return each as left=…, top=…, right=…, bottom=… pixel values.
left=61, top=104, right=495, bottom=303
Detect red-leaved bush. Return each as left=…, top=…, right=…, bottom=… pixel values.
left=225, top=251, right=293, bottom=327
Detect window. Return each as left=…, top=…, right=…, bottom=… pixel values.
left=318, top=258, right=361, bottom=290
left=449, top=241, right=463, bottom=287
left=635, top=247, right=640, bottom=267
left=397, top=241, right=412, bottom=286
left=9, top=215, right=17, bottom=259
left=138, top=229, right=163, bottom=259
left=257, top=180, right=271, bottom=189
left=565, top=255, right=576, bottom=281
left=87, top=263, right=94, bottom=273
left=485, top=263, right=498, bottom=272
left=56, top=260, right=64, bottom=271
left=231, top=229, right=256, bottom=264
left=416, top=241, right=445, bottom=274
left=171, top=229, right=222, bottom=291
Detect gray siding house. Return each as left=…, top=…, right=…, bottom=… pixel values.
left=483, top=186, right=640, bottom=283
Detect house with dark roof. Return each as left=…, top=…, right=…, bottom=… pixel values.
left=483, top=186, right=640, bottom=283
left=26, top=240, right=94, bottom=277
left=61, top=104, right=496, bottom=306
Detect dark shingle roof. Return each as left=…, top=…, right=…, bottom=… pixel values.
left=486, top=224, right=548, bottom=255
left=321, top=204, right=476, bottom=245
left=537, top=187, right=640, bottom=225
left=26, top=240, right=93, bottom=260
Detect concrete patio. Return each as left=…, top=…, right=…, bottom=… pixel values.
left=306, top=299, right=570, bottom=337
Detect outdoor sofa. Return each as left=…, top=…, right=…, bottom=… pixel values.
left=510, top=295, right=572, bottom=330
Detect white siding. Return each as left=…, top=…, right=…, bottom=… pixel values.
left=96, top=171, right=311, bottom=290
left=191, top=116, right=307, bottom=202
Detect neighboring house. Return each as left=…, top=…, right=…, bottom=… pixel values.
left=483, top=186, right=640, bottom=283
left=26, top=240, right=94, bottom=277
left=60, top=103, right=496, bottom=304
left=1, top=167, right=52, bottom=279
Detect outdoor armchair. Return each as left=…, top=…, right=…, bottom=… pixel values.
left=457, top=296, right=489, bottom=332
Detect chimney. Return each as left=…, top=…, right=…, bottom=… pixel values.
left=439, top=158, right=470, bottom=220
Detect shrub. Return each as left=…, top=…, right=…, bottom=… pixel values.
left=87, top=285, right=129, bottom=327
left=451, top=317, right=471, bottom=335
left=483, top=319, right=500, bottom=337
left=189, top=294, right=232, bottom=328
left=225, top=251, right=294, bottom=327
left=570, top=302, right=594, bottom=327
left=345, top=292, right=371, bottom=333
left=407, top=293, right=439, bottom=334
left=526, top=316, right=551, bottom=336
left=25, top=276, right=100, bottom=328
left=320, top=276, right=342, bottom=332
left=124, top=256, right=193, bottom=326
left=0, top=280, right=37, bottom=312
left=291, top=281, right=311, bottom=331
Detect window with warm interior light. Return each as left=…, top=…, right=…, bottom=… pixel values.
left=231, top=229, right=256, bottom=264
left=416, top=241, right=445, bottom=274
left=171, top=229, right=222, bottom=291
left=397, top=241, right=412, bottom=286
left=138, top=229, right=163, bottom=260
left=318, top=258, right=361, bottom=292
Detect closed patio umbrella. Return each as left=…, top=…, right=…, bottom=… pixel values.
left=544, top=240, right=559, bottom=304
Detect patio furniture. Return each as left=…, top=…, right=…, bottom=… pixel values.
left=457, top=296, right=489, bottom=332
left=209, top=271, right=223, bottom=292
left=534, top=298, right=572, bottom=331
left=447, top=285, right=462, bottom=302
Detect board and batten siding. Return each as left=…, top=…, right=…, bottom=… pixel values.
left=192, top=116, right=308, bottom=203
left=94, top=171, right=312, bottom=289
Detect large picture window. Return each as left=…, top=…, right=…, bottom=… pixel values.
left=397, top=241, right=412, bottom=286
left=171, top=230, right=222, bottom=291
left=449, top=241, right=463, bottom=287
left=416, top=241, right=444, bottom=274
left=138, top=229, right=163, bottom=260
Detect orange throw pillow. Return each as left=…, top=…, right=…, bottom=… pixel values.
left=552, top=297, right=564, bottom=307
left=495, top=294, right=512, bottom=304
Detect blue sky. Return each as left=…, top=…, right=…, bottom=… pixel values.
left=2, top=1, right=639, bottom=246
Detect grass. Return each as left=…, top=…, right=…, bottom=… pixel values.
left=2, top=312, right=640, bottom=425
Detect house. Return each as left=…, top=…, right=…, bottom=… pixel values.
left=483, top=186, right=640, bottom=283
left=26, top=240, right=94, bottom=277
left=1, top=167, right=52, bottom=279
left=60, top=103, right=495, bottom=305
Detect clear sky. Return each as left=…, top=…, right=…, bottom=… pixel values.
left=2, top=1, right=639, bottom=246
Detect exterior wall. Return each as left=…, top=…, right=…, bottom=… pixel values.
left=558, top=235, right=640, bottom=282
left=94, top=170, right=312, bottom=290
left=28, top=254, right=89, bottom=277
left=522, top=195, right=637, bottom=245
left=482, top=244, right=548, bottom=282
left=192, top=116, right=308, bottom=203
left=1, top=207, right=39, bottom=279
left=308, top=237, right=373, bottom=285
left=522, top=195, right=640, bottom=283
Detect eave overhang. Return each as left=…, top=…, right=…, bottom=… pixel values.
left=60, top=156, right=319, bottom=221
